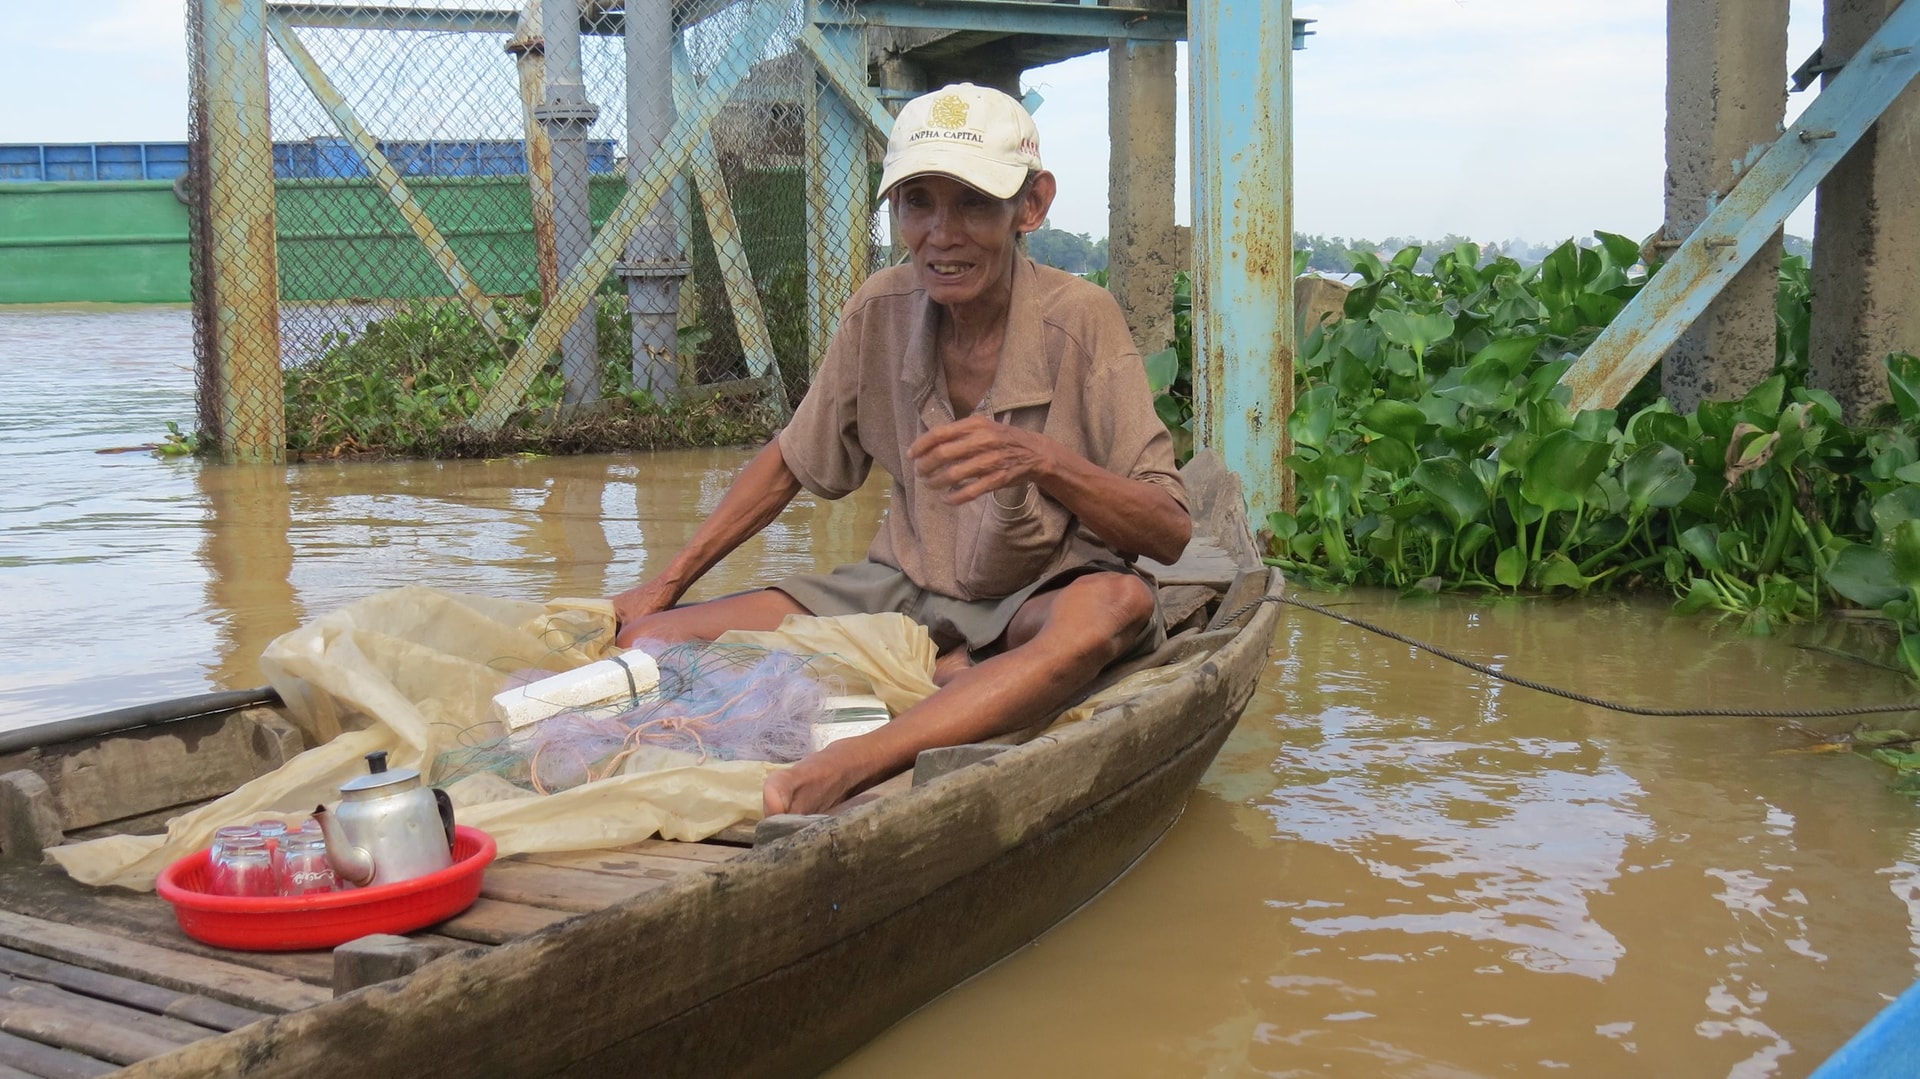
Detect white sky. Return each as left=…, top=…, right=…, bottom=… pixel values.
left=3, top=0, right=1827, bottom=245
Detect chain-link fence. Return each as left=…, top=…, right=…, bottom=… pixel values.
left=188, top=0, right=882, bottom=459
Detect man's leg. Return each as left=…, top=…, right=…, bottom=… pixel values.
left=618, top=589, right=811, bottom=647
left=763, top=570, right=1155, bottom=815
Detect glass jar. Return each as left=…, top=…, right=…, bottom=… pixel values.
left=253, top=819, right=290, bottom=881
left=210, top=824, right=261, bottom=860
left=209, top=841, right=275, bottom=897
left=278, top=834, right=337, bottom=896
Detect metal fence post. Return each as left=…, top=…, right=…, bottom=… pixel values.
left=619, top=0, right=687, bottom=402
left=804, top=22, right=868, bottom=373
left=507, top=5, right=561, bottom=302
left=196, top=0, right=285, bottom=464
left=535, top=0, right=602, bottom=408
left=1191, top=0, right=1294, bottom=518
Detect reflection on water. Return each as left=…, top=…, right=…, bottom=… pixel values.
left=833, top=594, right=1920, bottom=1078
left=0, top=307, right=884, bottom=727
left=6, top=308, right=1920, bottom=1076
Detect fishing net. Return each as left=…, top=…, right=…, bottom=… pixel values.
left=436, top=640, right=829, bottom=795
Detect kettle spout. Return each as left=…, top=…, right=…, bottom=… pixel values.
left=311, top=803, right=376, bottom=887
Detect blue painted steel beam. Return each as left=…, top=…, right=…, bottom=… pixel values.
left=824, top=0, right=1184, bottom=40
left=1561, top=0, right=1920, bottom=412
left=1192, top=0, right=1295, bottom=517
left=267, top=0, right=742, bottom=35
left=821, top=0, right=1314, bottom=48
left=798, top=25, right=896, bottom=140
left=805, top=23, right=871, bottom=374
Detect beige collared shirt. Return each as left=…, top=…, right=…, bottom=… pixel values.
left=777, top=257, right=1187, bottom=601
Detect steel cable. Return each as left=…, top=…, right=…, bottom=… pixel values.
left=1219, top=593, right=1920, bottom=723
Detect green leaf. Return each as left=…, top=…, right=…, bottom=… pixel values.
left=1872, top=486, right=1920, bottom=539
left=1495, top=545, right=1526, bottom=588
left=1536, top=552, right=1598, bottom=592
left=1620, top=443, right=1695, bottom=510
left=1143, top=348, right=1179, bottom=394
left=1739, top=373, right=1786, bottom=418
left=1359, top=400, right=1427, bottom=446
left=1888, top=353, right=1920, bottom=425
left=1519, top=429, right=1613, bottom=513
left=1366, top=437, right=1420, bottom=478
left=1412, top=457, right=1490, bottom=530
left=1467, top=335, right=1542, bottom=378
left=1826, top=543, right=1902, bottom=607
left=1455, top=522, right=1495, bottom=564
left=1676, top=577, right=1723, bottom=615
left=1289, top=384, right=1336, bottom=451
left=1893, top=519, right=1920, bottom=590
left=1679, top=524, right=1726, bottom=573
left=1595, top=230, right=1642, bottom=270
left=1373, top=308, right=1455, bottom=362
left=1265, top=511, right=1299, bottom=540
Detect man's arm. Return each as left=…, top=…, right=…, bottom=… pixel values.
left=610, top=440, right=804, bottom=628
left=906, top=415, right=1190, bottom=565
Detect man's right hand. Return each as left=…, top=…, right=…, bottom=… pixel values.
left=611, top=579, right=680, bottom=648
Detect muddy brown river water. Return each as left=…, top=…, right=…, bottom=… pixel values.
left=4, top=306, right=1920, bottom=1076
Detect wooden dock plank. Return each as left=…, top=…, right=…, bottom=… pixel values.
left=624, top=839, right=744, bottom=864
left=0, top=997, right=187, bottom=1066
left=515, top=849, right=719, bottom=882
left=0, top=946, right=266, bottom=1033
left=430, top=898, right=572, bottom=946
left=0, top=976, right=218, bottom=1051
left=0, top=1031, right=114, bottom=1079
left=480, top=862, right=666, bottom=914
left=0, top=911, right=327, bottom=1015
left=0, top=865, right=332, bottom=987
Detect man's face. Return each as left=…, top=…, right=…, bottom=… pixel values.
left=894, top=175, right=1021, bottom=310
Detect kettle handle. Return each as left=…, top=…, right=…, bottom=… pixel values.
left=432, top=788, right=456, bottom=853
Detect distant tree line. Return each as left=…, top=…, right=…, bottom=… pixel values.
left=1028, top=228, right=1814, bottom=276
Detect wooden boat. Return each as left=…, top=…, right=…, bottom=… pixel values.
left=0, top=454, right=1283, bottom=1078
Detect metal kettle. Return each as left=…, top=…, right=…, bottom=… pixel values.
left=312, top=750, right=456, bottom=888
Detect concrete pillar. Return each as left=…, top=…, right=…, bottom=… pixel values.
left=1659, top=0, right=1789, bottom=412
left=1108, top=16, right=1181, bottom=354
left=1810, top=0, right=1920, bottom=420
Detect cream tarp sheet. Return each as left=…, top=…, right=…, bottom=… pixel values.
left=50, top=586, right=939, bottom=891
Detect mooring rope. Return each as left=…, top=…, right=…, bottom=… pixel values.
left=1216, top=592, right=1920, bottom=724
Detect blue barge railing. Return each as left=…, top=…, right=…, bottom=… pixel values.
left=0, top=139, right=616, bottom=183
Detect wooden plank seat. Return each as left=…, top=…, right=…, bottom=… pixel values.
left=0, top=839, right=746, bottom=1075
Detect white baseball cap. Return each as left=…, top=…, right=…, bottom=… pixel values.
left=877, top=83, right=1043, bottom=201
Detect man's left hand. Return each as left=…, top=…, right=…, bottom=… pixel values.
left=908, top=415, right=1053, bottom=505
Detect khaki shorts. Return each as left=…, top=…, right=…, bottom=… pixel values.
left=770, top=560, right=1166, bottom=662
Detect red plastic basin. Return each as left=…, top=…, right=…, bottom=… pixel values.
left=157, top=825, right=496, bottom=952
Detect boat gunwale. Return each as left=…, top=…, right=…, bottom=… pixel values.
left=110, top=568, right=1284, bottom=1078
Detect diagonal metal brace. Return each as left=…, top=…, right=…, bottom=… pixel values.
left=1560, top=0, right=1920, bottom=414
left=468, top=0, right=793, bottom=432
left=267, top=16, right=511, bottom=344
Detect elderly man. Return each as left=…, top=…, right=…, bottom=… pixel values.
left=611, top=82, right=1190, bottom=815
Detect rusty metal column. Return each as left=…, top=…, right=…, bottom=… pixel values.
left=197, top=0, right=284, bottom=464
left=1191, top=0, right=1294, bottom=516
left=536, top=0, right=602, bottom=407
left=618, top=0, right=686, bottom=401
left=507, top=3, right=560, bottom=302
left=804, top=24, right=869, bottom=373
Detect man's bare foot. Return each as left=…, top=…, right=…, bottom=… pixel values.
left=932, top=647, right=975, bottom=687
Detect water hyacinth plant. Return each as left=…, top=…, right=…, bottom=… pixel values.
left=1135, top=236, right=1920, bottom=679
